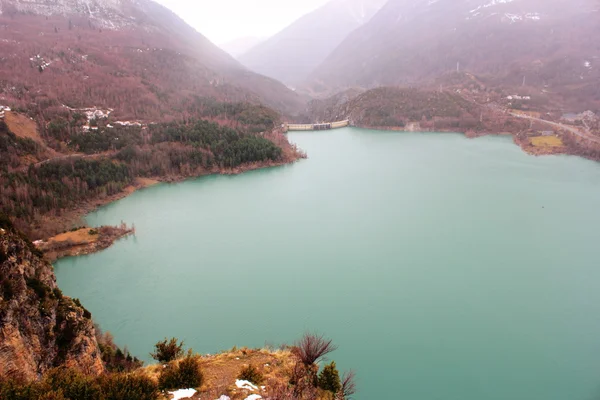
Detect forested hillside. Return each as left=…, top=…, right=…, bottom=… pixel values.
left=0, top=110, right=301, bottom=238
left=0, top=0, right=306, bottom=119
left=0, top=0, right=310, bottom=239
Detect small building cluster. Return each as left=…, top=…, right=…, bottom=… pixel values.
left=507, top=95, right=531, bottom=101
left=0, top=105, right=11, bottom=119
left=561, top=111, right=599, bottom=127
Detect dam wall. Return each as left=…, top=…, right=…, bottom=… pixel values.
left=285, top=120, right=349, bottom=132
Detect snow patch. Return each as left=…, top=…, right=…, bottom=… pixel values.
left=584, top=61, right=592, bottom=69
left=243, top=396, right=262, bottom=400
left=236, top=380, right=258, bottom=391
left=29, top=54, right=52, bottom=71
left=216, top=396, right=231, bottom=400
left=504, top=13, right=522, bottom=22
left=470, top=0, right=515, bottom=14
left=5, top=0, right=139, bottom=31
left=503, top=12, right=541, bottom=23
left=168, top=388, right=197, bottom=400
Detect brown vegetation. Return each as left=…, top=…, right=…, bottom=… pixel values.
left=35, top=224, right=135, bottom=261
left=139, top=334, right=355, bottom=400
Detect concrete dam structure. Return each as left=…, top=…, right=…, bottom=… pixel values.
left=284, top=120, right=349, bottom=132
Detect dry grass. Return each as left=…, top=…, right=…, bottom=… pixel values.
left=530, top=135, right=564, bottom=148
left=4, top=111, right=60, bottom=160
left=37, top=225, right=134, bottom=261
left=47, top=228, right=98, bottom=246
left=123, top=177, right=161, bottom=194
left=4, top=111, right=42, bottom=143
left=137, top=177, right=160, bottom=187
left=145, top=348, right=296, bottom=399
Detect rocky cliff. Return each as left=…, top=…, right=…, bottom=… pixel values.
left=0, top=216, right=103, bottom=380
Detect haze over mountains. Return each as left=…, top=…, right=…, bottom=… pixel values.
left=221, top=36, right=264, bottom=58
left=308, top=0, right=599, bottom=109
left=0, top=0, right=304, bottom=118
left=0, top=0, right=598, bottom=120
left=238, top=0, right=387, bottom=86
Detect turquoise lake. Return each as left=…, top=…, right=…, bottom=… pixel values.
left=55, top=127, right=600, bottom=400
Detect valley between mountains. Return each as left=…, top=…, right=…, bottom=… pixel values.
left=1, top=0, right=599, bottom=399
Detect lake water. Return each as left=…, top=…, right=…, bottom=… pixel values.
left=55, top=127, right=600, bottom=400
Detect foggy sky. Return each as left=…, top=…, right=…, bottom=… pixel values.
left=153, top=0, right=331, bottom=45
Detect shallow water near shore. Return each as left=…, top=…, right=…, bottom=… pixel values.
left=55, top=127, right=600, bottom=400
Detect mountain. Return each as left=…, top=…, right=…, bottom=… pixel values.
left=0, top=216, right=103, bottom=379
left=238, top=0, right=386, bottom=86
left=221, top=36, right=264, bottom=58
left=0, top=0, right=305, bottom=118
left=309, top=0, right=600, bottom=111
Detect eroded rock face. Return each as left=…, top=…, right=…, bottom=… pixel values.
left=0, top=220, right=104, bottom=380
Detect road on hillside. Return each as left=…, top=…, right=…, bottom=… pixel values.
left=20, top=152, right=115, bottom=173
left=510, top=112, right=600, bottom=145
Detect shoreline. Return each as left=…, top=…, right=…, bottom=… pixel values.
left=352, top=124, right=590, bottom=160
left=34, top=155, right=305, bottom=259
left=35, top=125, right=597, bottom=260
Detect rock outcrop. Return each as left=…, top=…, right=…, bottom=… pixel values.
left=0, top=216, right=104, bottom=380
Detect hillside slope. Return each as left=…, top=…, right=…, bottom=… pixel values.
left=0, top=0, right=305, bottom=117
left=0, top=216, right=103, bottom=379
left=239, top=0, right=386, bottom=86
left=309, top=0, right=600, bottom=111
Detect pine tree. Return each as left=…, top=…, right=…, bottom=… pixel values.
left=318, top=361, right=341, bottom=394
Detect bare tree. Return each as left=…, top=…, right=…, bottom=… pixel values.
left=292, top=333, right=338, bottom=366
left=341, top=370, right=357, bottom=399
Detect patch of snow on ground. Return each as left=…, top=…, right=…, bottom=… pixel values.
left=470, top=0, right=515, bottom=14
left=216, top=396, right=231, bottom=400
left=243, top=396, right=262, bottom=400
left=29, top=54, right=52, bottom=70
left=501, top=12, right=540, bottom=23
left=585, top=61, right=592, bottom=69
left=169, top=388, right=197, bottom=400
left=504, top=13, right=522, bottom=22
left=525, top=12, right=541, bottom=20
left=236, top=380, right=258, bottom=391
